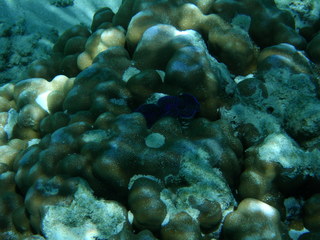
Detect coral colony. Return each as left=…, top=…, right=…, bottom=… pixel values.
left=0, top=0, right=320, bottom=240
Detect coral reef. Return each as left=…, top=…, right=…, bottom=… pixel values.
left=0, top=0, right=320, bottom=239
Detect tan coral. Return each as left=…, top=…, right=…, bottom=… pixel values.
left=223, top=198, right=289, bottom=240
left=128, top=177, right=167, bottom=231
left=77, top=27, right=126, bottom=70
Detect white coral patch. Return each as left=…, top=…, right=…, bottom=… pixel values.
left=36, top=90, right=52, bottom=113
left=145, top=133, right=165, bottom=148
left=4, top=108, right=18, bottom=139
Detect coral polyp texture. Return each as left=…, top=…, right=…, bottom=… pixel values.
left=0, top=0, right=320, bottom=239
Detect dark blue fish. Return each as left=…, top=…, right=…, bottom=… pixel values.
left=134, top=103, right=164, bottom=128
left=135, top=93, right=200, bottom=128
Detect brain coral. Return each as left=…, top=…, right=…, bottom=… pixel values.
left=0, top=0, right=320, bottom=239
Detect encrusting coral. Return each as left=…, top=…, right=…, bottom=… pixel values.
left=0, top=0, right=320, bottom=239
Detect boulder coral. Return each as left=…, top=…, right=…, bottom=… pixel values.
left=28, top=25, right=90, bottom=79
left=77, top=26, right=126, bottom=70
left=239, top=133, right=320, bottom=216
left=201, top=0, right=307, bottom=49
left=0, top=0, right=320, bottom=239
left=122, top=1, right=258, bottom=75
left=223, top=198, right=290, bottom=240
